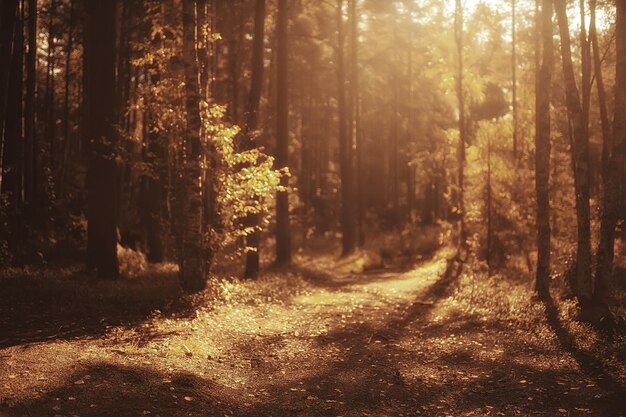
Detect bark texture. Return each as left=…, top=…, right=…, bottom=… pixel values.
left=535, top=0, right=553, bottom=297
left=337, top=0, right=356, bottom=255
left=593, top=0, right=626, bottom=315
left=555, top=0, right=592, bottom=304
left=275, top=0, right=291, bottom=265
left=84, top=0, right=120, bottom=279
left=180, top=0, right=207, bottom=292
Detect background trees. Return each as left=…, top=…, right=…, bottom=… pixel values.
left=0, top=0, right=623, bottom=324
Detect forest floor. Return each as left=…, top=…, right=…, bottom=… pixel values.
left=1, top=244, right=625, bottom=417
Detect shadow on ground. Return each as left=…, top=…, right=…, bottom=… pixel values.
left=0, top=267, right=194, bottom=349
left=541, top=292, right=626, bottom=402
left=2, top=249, right=625, bottom=416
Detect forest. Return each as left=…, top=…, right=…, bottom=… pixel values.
left=1, top=0, right=625, bottom=416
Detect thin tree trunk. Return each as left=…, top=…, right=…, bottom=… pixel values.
left=227, top=0, right=242, bottom=123
left=242, top=0, right=266, bottom=279
left=59, top=0, right=73, bottom=192
left=337, top=0, right=356, bottom=255
left=512, top=0, right=517, bottom=162
left=535, top=0, right=553, bottom=298
left=275, top=0, right=291, bottom=265
left=579, top=0, right=591, bottom=138
left=555, top=0, right=593, bottom=306
left=0, top=0, right=19, bottom=152
left=45, top=0, right=56, bottom=171
left=180, top=0, right=207, bottom=292
left=455, top=0, right=467, bottom=245
left=23, top=0, right=36, bottom=204
left=349, top=0, right=363, bottom=246
left=407, top=23, right=414, bottom=224
left=487, top=130, right=492, bottom=275
left=197, top=0, right=210, bottom=101
left=84, top=0, right=119, bottom=279
left=391, top=24, right=399, bottom=225
left=593, top=0, right=626, bottom=320
left=590, top=0, right=611, bottom=184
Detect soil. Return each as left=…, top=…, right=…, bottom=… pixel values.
left=1, top=248, right=625, bottom=416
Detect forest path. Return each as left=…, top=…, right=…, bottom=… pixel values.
left=1, top=248, right=624, bottom=416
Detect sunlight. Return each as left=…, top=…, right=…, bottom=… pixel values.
left=438, top=0, right=612, bottom=32
left=1, top=0, right=623, bottom=415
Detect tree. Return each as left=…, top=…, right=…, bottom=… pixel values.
left=0, top=1, right=19, bottom=146
left=180, top=0, right=207, bottom=292
left=337, top=0, right=356, bottom=255
left=24, top=0, right=36, bottom=205
left=1, top=0, right=24, bottom=258
left=349, top=0, right=364, bottom=245
left=535, top=0, right=553, bottom=298
left=555, top=0, right=592, bottom=306
left=275, top=0, right=291, bottom=265
left=45, top=0, right=56, bottom=171
left=512, top=0, right=517, bottom=162
left=589, top=0, right=611, bottom=184
left=242, top=0, right=266, bottom=278
left=593, top=0, right=626, bottom=321
left=455, top=0, right=467, bottom=245
left=0, top=0, right=19, bottom=194
left=83, top=0, right=120, bottom=279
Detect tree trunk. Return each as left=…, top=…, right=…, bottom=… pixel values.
left=349, top=0, right=363, bottom=246
left=23, top=0, right=36, bottom=205
left=590, top=0, right=611, bottom=184
left=512, top=0, right=517, bottom=162
left=579, top=0, right=591, bottom=139
left=180, top=0, right=207, bottom=292
left=1, top=0, right=24, bottom=257
left=227, top=0, right=243, bottom=123
left=84, top=0, right=120, bottom=279
left=593, top=0, right=626, bottom=319
left=535, top=0, right=553, bottom=298
left=275, top=0, right=291, bottom=265
left=197, top=0, right=210, bottom=101
left=59, top=0, right=74, bottom=192
left=0, top=0, right=19, bottom=159
left=45, top=0, right=56, bottom=171
left=487, top=130, right=492, bottom=275
left=337, top=0, right=356, bottom=255
left=454, top=0, right=467, bottom=245
left=242, top=0, right=266, bottom=279
left=407, top=24, right=415, bottom=224
left=390, top=24, right=399, bottom=226
left=555, top=0, right=593, bottom=306
left=143, top=11, right=165, bottom=264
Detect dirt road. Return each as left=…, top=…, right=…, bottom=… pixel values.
left=1, top=250, right=624, bottom=416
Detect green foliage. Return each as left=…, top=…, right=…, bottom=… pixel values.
left=201, top=104, right=286, bottom=256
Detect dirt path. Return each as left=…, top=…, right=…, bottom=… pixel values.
left=1, top=250, right=624, bottom=416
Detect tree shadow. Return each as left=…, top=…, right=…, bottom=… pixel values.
left=3, top=362, right=240, bottom=417
left=0, top=267, right=195, bottom=349
left=541, top=292, right=626, bottom=402
left=3, top=249, right=624, bottom=417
